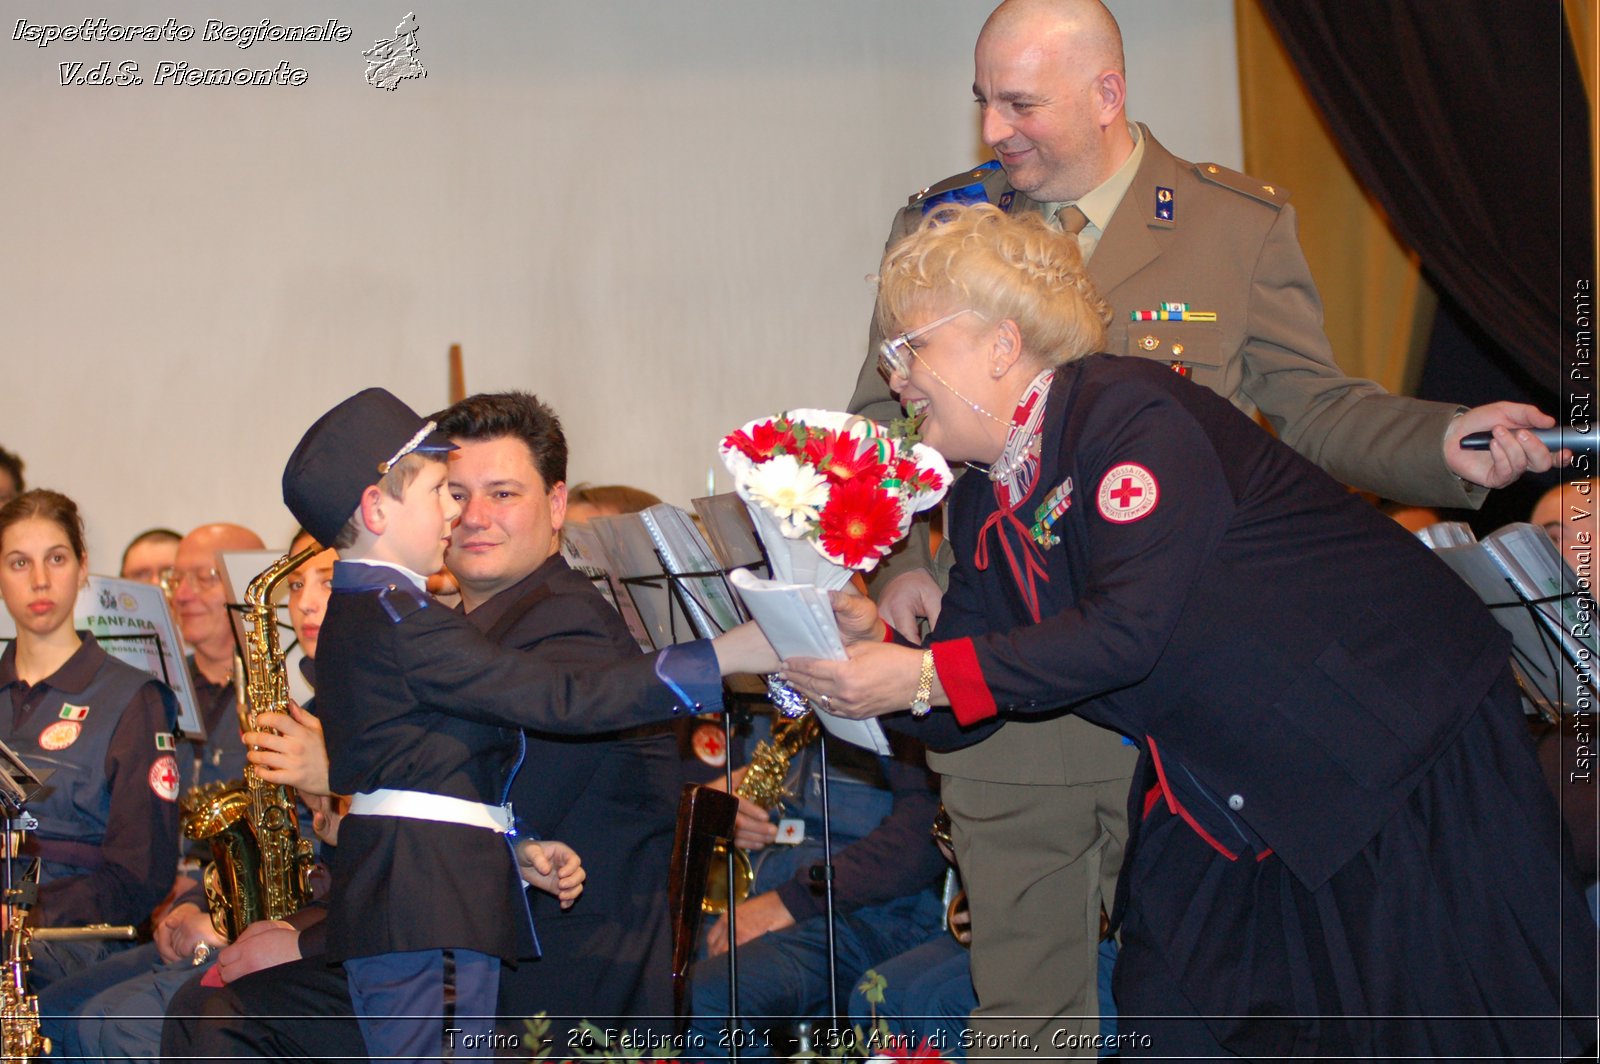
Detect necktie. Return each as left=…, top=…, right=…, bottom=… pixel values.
left=1053, top=203, right=1089, bottom=235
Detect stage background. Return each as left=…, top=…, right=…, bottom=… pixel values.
left=1, top=0, right=1240, bottom=562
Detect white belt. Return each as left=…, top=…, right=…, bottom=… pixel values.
left=347, top=788, right=514, bottom=834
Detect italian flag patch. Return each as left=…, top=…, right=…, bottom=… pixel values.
left=156, top=733, right=176, bottom=751
left=59, top=703, right=89, bottom=721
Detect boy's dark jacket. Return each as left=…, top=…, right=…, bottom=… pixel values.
left=316, top=559, right=719, bottom=962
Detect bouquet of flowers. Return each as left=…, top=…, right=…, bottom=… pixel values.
left=719, top=408, right=951, bottom=591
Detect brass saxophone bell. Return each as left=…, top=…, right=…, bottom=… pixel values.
left=699, top=843, right=753, bottom=915
left=695, top=713, right=820, bottom=916
left=930, top=805, right=969, bottom=948
left=946, top=889, right=971, bottom=949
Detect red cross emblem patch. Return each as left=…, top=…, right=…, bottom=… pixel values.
left=1096, top=463, right=1159, bottom=523
left=692, top=721, right=727, bottom=768
left=149, top=755, right=180, bottom=802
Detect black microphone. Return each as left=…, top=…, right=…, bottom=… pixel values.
left=1458, top=426, right=1598, bottom=452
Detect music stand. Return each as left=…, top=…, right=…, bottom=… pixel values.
left=578, top=509, right=751, bottom=1044
left=1433, top=525, right=1598, bottom=719
left=0, top=737, right=44, bottom=926
left=0, top=736, right=41, bottom=815
left=689, top=495, right=854, bottom=1041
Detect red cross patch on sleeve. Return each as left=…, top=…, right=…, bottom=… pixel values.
left=691, top=721, right=727, bottom=768
left=149, top=755, right=180, bottom=802
left=1096, top=463, right=1159, bottom=524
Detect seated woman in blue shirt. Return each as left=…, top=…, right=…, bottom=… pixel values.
left=0, top=489, right=180, bottom=987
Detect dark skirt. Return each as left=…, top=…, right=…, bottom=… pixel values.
left=1115, top=673, right=1598, bottom=1061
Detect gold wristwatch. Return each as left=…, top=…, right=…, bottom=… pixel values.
left=910, top=648, right=936, bottom=717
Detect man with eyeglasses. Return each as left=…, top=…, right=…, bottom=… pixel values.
left=847, top=0, right=1567, bottom=1056
left=163, top=523, right=265, bottom=819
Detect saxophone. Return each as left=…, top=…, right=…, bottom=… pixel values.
left=0, top=907, right=45, bottom=1062
left=0, top=916, right=139, bottom=1060
left=3, top=845, right=137, bottom=1059
left=700, top=713, right=820, bottom=914
left=181, top=545, right=319, bottom=940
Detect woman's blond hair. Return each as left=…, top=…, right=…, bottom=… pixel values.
left=875, top=203, right=1111, bottom=367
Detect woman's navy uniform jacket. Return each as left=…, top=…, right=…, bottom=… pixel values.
left=907, top=354, right=1509, bottom=892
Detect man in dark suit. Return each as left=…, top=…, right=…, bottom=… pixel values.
left=436, top=391, right=682, bottom=1045
left=844, top=0, right=1566, bottom=1054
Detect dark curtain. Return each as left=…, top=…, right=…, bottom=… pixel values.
left=1256, top=0, right=1592, bottom=384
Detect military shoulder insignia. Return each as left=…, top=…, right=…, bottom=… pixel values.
left=1194, top=163, right=1286, bottom=208
left=1030, top=477, right=1074, bottom=548
left=378, top=582, right=430, bottom=623
left=1097, top=463, right=1159, bottom=524
left=59, top=703, right=89, bottom=721
left=39, top=721, right=81, bottom=751
left=149, top=755, right=180, bottom=802
left=910, top=160, right=1005, bottom=214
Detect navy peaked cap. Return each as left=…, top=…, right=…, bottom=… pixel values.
left=282, top=387, right=455, bottom=547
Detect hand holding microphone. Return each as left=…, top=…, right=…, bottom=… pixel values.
left=1459, top=426, right=1596, bottom=453
left=1444, top=402, right=1575, bottom=489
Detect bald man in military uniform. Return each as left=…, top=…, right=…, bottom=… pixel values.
left=848, top=0, right=1565, bottom=1055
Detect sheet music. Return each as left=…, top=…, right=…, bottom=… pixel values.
left=1481, top=522, right=1598, bottom=676
left=1433, top=536, right=1596, bottom=718
left=728, top=568, right=890, bottom=755
left=559, top=523, right=655, bottom=653
left=639, top=504, right=745, bottom=634
left=589, top=513, right=680, bottom=650
left=1413, top=521, right=1476, bottom=549
left=692, top=493, right=768, bottom=574
left=588, top=508, right=741, bottom=648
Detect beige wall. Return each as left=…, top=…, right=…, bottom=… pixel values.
left=1, top=0, right=1240, bottom=563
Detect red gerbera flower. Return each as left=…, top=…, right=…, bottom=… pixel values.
left=723, top=420, right=793, bottom=461
left=878, top=1039, right=954, bottom=1063
left=804, top=429, right=886, bottom=485
left=818, top=478, right=903, bottom=568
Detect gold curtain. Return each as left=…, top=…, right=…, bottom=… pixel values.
left=1235, top=0, right=1435, bottom=396
left=1566, top=0, right=1595, bottom=108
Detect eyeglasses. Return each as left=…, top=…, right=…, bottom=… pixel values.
left=878, top=309, right=981, bottom=381
left=160, top=567, right=221, bottom=594
left=878, top=308, right=1010, bottom=428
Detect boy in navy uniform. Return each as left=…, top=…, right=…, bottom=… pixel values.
left=281, top=388, right=771, bottom=1061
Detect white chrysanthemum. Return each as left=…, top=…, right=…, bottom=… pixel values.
left=742, top=454, right=830, bottom=537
